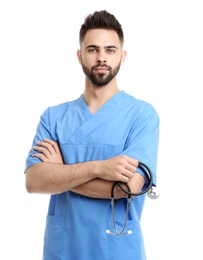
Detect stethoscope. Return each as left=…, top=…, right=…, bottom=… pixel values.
left=106, top=161, right=160, bottom=236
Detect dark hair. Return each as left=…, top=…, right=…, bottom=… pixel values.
left=79, top=10, right=124, bottom=47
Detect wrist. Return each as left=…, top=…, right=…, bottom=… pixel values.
left=89, top=160, right=103, bottom=178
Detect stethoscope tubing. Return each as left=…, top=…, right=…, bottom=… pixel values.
left=112, top=161, right=153, bottom=198
left=107, top=161, right=157, bottom=236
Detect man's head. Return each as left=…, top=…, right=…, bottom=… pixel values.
left=77, top=10, right=126, bottom=87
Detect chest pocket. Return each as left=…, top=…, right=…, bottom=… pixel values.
left=60, top=144, right=125, bottom=164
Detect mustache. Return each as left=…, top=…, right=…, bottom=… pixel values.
left=92, top=63, right=111, bottom=69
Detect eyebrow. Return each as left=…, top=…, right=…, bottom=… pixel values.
left=86, top=45, right=118, bottom=50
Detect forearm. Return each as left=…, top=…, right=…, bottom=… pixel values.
left=71, top=171, right=146, bottom=199
left=71, top=179, right=116, bottom=199
left=25, top=161, right=100, bottom=194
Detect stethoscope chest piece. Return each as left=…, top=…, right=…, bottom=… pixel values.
left=147, top=186, right=160, bottom=199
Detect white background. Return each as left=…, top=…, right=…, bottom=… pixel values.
left=0, top=0, right=203, bottom=259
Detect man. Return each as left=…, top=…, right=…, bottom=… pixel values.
left=25, top=10, right=160, bottom=260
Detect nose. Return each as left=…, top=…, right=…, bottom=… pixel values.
left=97, top=51, right=106, bottom=63
left=97, top=57, right=106, bottom=63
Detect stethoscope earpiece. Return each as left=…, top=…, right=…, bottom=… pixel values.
left=106, top=229, right=132, bottom=236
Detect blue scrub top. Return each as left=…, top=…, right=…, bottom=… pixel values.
left=25, top=90, right=159, bottom=260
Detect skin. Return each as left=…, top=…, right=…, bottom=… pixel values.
left=25, top=29, right=145, bottom=199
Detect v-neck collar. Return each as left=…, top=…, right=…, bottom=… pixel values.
left=77, top=90, right=126, bottom=116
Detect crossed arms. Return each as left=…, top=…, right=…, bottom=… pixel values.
left=25, top=138, right=145, bottom=199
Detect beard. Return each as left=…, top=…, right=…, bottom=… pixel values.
left=81, top=62, right=121, bottom=87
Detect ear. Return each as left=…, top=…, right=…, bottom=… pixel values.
left=77, top=49, right=82, bottom=65
left=121, top=50, right=127, bottom=64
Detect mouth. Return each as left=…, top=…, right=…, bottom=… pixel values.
left=93, top=66, right=109, bottom=73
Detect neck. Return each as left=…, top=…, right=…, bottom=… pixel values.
left=83, top=80, right=120, bottom=114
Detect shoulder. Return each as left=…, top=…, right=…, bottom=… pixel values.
left=41, top=96, right=81, bottom=117
left=122, top=91, right=159, bottom=118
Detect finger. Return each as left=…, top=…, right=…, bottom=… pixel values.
left=126, top=157, right=139, bottom=168
left=122, top=168, right=134, bottom=178
left=35, top=141, right=55, bottom=155
left=43, top=138, right=61, bottom=154
left=33, top=145, right=51, bottom=158
left=118, top=174, right=130, bottom=183
left=32, top=153, right=49, bottom=162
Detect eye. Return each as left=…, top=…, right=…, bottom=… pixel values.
left=88, top=48, right=97, bottom=53
left=107, top=48, right=115, bottom=53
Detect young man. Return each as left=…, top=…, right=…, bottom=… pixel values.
left=25, top=10, right=160, bottom=260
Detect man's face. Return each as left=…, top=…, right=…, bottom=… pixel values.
left=78, top=29, right=125, bottom=87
